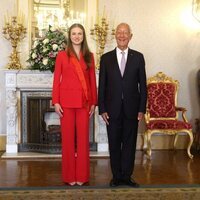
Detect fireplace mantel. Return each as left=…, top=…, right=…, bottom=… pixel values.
left=4, top=70, right=108, bottom=154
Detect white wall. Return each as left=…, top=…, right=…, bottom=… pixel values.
left=0, top=0, right=17, bottom=136
left=98, top=0, right=200, bottom=125
left=0, top=0, right=29, bottom=137
left=0, top=0, right=200, bottom=137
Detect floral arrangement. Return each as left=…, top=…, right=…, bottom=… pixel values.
left=27, top=26, right=67, bottom=72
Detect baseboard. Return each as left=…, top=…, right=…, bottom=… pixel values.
left=0, top=134, right=189, bottom=153
left=0, top=135, right=6, bottom=151
left=137, top=133, right=189, bottom=150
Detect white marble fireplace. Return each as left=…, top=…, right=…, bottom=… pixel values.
left=4, top=70, right=108, bottom=154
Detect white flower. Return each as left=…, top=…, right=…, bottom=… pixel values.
left=52, top=44, right=58, bottom=50
left=42, top=48, right=48, bottom=53
left=50, top=26, right=56, bottom=32
left=42, top=58, right=48, bottom=65
left=32, top=53, right=37, bottom=59
left=43, top=38, right=49, bottom=44
left=28, top=25, right=66, bottom=72
left=33, top=41, right=38, bottom=48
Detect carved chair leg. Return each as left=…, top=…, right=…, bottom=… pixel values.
left=187, top=130, right=194, bottom=159
left=173, top=134, right=179, bottom=150
left=142, top=133, right=146, bottom=150
left=146, top=132, right=152, bottom=159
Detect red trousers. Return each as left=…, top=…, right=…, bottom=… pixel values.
left=60, top=107, right=89, bottom=183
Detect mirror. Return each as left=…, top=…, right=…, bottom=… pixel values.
left=31, top=0, right=87, bottom=42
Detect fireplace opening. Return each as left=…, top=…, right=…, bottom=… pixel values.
left=43, top=112, right=61, bottom=144
left=19, top=91, right=97, bottom=153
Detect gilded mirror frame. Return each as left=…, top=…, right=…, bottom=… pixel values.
left=29, top=0, right=89, bottom=46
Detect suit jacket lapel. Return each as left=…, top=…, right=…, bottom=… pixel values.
left=123, top=49, right=134, bottom=77
left=111, top=48, right=134, bottom=78
left=111, top=49, right=122, bottom=77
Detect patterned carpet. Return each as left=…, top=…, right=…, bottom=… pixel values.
left=1, top=185, right=200, bottom=200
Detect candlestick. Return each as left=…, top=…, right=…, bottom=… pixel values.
left=2, top=14, right=27, bottom=69
left=90, top=13, right=115, bottom=70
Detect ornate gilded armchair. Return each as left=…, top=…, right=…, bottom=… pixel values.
left=144, top=72, right=193, bottom=159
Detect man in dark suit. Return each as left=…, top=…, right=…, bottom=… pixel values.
left=98, top=23, right=147, bottom=187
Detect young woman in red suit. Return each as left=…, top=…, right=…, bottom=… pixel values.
left=52, top=23, right=97, bottom=186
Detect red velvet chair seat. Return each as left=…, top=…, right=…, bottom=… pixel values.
left=147, top=120, right=192, bottom=130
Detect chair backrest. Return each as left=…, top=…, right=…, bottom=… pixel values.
left=147, top=72, right=179, bottom=119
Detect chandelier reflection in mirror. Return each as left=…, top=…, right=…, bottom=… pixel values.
left=33, top=0, right=86, bottom=38
left=192, top=0, right=200, bottom=22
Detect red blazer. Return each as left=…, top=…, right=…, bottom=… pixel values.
left=52, top=50, right=97, bottom=108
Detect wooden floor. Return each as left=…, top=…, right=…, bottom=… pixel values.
left=0, top=150, right=200, bottom=187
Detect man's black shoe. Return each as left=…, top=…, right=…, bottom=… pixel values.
left=123, top=179, right=139, bottom=187
left=109, top=179, right=120, bottom=187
